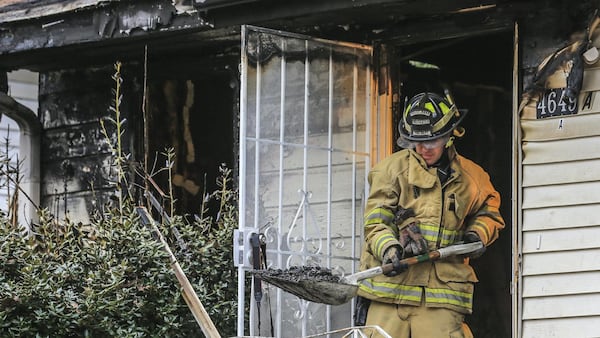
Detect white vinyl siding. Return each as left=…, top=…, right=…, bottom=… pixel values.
left=519, top=61, right=600, bottom=336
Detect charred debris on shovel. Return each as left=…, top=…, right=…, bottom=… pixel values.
left=256, top=266, right=345, bottom=283
left=251, top=266, right=358, bottom=305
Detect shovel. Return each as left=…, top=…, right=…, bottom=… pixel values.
left=252, top=241, right=483, bottom=305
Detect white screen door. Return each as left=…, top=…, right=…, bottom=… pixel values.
left=237, top=25, right=374, bottom=337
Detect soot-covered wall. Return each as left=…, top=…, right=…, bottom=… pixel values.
left=39, top=64, right=143, bottom=224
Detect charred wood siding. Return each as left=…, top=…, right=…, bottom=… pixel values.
left=39, top=64, right=142, bottom=223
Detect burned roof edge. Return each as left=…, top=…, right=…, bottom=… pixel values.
left=0, top=0, right=203, bottom=24
left=0, top=0, right=117, bottom=24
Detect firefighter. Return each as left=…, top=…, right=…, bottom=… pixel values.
left=355, top=92, right=505, bottom=337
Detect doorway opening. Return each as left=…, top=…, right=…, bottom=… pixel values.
left=144, top=60, right=236, bottom=218
left=391, top=31, right=514, bottom=338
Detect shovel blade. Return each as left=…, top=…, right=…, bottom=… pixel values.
left=252, top=268, right=358, bottom=305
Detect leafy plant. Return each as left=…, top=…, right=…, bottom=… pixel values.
left=0, top=180, right=241, bottom=337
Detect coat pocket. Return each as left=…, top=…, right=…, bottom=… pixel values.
left=434, top=260, right=478, bottom=283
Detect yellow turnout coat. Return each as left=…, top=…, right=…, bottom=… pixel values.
left=356, top=146, right=505, bottom=314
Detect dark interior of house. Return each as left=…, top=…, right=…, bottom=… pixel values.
left=144, top=62, right=236, bottom=218
left=393, top=31, right=513, bottom=338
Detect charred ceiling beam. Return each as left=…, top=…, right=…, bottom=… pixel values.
left=204, top=0, right=501, bottom=30
left=198, top=0, right=537, bottom=48
left=374, top=12, right=514, bottom=46
left=362, top=1, right=540, bottom=44
left=192, top=0, right=261, bottom=11
left=0, top=25, right=241, bottom=72
left=0, top=0, right=212, bottom=70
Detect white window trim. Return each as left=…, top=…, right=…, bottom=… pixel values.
left=0, top=92, right=40, bottom=230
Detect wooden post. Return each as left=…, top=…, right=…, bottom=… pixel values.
left=136, top=206, right=222, bottom=338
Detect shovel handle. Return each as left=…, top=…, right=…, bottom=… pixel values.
left=348, top=242, right=483, bottom=283
left=350, top=250, right=442, bottom=283
left=380, top=250, right=441, bottom=275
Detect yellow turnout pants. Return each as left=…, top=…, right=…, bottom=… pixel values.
left=365, top=300, right=473, bottom=338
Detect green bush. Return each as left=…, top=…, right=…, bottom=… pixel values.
left=0, top=165, right=243, bottom=337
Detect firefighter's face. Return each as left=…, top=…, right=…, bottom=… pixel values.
left=415, top=138, right=445, bottom=166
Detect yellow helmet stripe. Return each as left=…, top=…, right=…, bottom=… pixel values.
left=424, top=102, right=434, bottom=112
left=438, top=101, right=451, bottom=114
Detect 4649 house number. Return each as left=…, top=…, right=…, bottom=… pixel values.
left=536, top=88, right=578, bottom=119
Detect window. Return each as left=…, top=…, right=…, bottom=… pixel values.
left=1, top=70, right=40, bottom=229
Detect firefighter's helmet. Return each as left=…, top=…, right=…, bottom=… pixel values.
left=398, top=92, right=467, bottom=144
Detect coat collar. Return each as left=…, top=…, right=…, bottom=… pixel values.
left=407, top=146, right=461, bottom=188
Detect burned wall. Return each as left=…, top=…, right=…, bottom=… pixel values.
left=39, top=63, right=143, bottom=223
left=520, top=1, right=600, bottom=88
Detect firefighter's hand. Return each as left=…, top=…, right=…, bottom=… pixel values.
left=464, top=232, right=486, bottom=259
left=399, top=223, right=428, bottom=257
left=382, top=245, right=405, bottom=276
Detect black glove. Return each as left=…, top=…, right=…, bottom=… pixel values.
left=464, top=231, right=486, bottom=259
left=399, top=222, right=428, bottom=257
left=382, top=245, right=405, bottom=277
